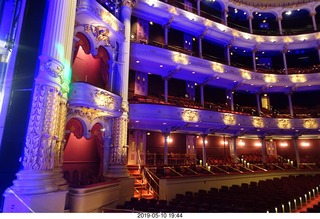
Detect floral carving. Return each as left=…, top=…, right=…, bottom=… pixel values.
left=252, top=117, right=264, bottom=128
left=223, top=114, right=236, bottom=125
left=277, top=119, right=291, bottom=129
left=23, top=84, right=60, bottom=170
left=40, top=56, right=64, bottom=80
left=181, top=109, right=199, bottom=122
left=303, top=119, right=318, bottom=129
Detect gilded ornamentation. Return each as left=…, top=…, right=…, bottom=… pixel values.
left=290, top=74, right=307, bottom=83
left=252, top=117, right=264, bottom=128
left=68, top=107, right=113, bottom=123
left=40, top=56, right=64, bottom=80
left=263, top=74, right=277, bottom=83
left=277, top=119, right=291, bottom=129
left=181, top=109, right=199, bottom=122
left=303, top=119, right=318, bottom=129
left=241, top=70, right=251, bottom=80
left=122, top=100, right=129, bottom=113
left=212, top=63, right=224, bottom=73
left=91, top=25, right=110, bottom=45
left=223, top=114, right=236, bottom=125
left=173, top=53, right=189, bottom=65
left=99, top=9, right=121, bottom=32
left=23, top=84, right=60, bottom=170
left=94, top=90, right=115, bottom=110
left=111, top=116, right=128, bottom=165
left=54, top=98, right=68, bottom=167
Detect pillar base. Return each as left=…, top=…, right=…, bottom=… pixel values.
left=105, top=165, right=130, bottom=178
left=53, top=167, right=69, bottom=190
left=9, top=169, right=58, bottom=195
left=2, top=189, right=67, bottom=212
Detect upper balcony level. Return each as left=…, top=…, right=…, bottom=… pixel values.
left=130, top=42, right=320, bottom=94
left=132, top=0, right=320, bottom=51
left=135, top=0, right=320, bottom=36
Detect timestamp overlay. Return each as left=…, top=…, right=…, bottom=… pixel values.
left=136, top=213, right=184, bottom=219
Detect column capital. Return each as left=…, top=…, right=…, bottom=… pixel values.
left=39, top=55, right=64, bottom=84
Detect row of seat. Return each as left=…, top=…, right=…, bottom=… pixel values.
left=115, top=174, right=320, bottom=213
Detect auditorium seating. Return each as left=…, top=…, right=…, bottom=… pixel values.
left=116, top=174, right=320, bottom=213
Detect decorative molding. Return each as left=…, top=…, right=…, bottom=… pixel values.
left=181, top=109, right=199, bottom=122
left=277, top=119, right=291, bottom=129
left=303, top=119, right=318, bottom=129
left=93, top=89, right=116, bottom=110
left=40, top=56, right=64, bottom=82
left=111, top=116, right=128, bottom=165
left=223, top=114, right=236, bottom=125
left=172, top=53, right=189, bottom=65
left=68, top=107, right=113, bottom=123
left=252, top=117, right=264, bottom=128
left=91, top=25, right=110, bottom=45
left=23, top=84, right=60, bottom=170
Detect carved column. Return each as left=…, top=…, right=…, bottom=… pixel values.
left=6, top=0, right=76, bottom=195
left=107, top=0, right=136, bottom=178
left=53, top=0, right=77, bottom=189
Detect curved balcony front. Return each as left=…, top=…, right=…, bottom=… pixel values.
left=133, top=0, right=320, bottom=51
left=128, top=103, right=320, bottom=138
left=130, top=42, right=320, bottom=93
left=68, top=82, right=122, bottom=117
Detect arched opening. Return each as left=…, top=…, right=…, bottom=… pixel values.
left=72, top=32, right=110, bottom=90
left=63, top=118, right=104, bottom=187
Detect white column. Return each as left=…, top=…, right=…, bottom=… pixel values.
left=256, top=93, right=261, bottom=116
left=163, top=132, right=170, bottom=165
left=227, top=90, right=234, bottom=111
left=282, top=48, right=288, bottom=74
left=249, top=16, right=253, bottom=34
left=259, top=136, right=266, bottom=163
left=226, top=44, right=231, bottom=65
left=233, top=136, right=238, bottom=163
left=277, top=16, right=283, bottom=35
left=252, top=49, right=257, bottom=72
left=200, top=84, right=204, bottom=107
left=164, top=26, right=169, bottom=46
left=198, top=36, right=203, bottom=58
left=164, top=77, right=168, bottom=102
left=197, top=0, right=201, bottom=16
left=287, top=93, right=294, bottom=117
left=108, top=0, right=135, bottom=178
left=202, top=134, right=207, bottom=166
left=310, top=11, right=317, bottom=31
left=8, top=0, right=76, bottom=195
left=223, top=9, right=228, bottom=26
left=293, top=136, right=300, bottom=168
